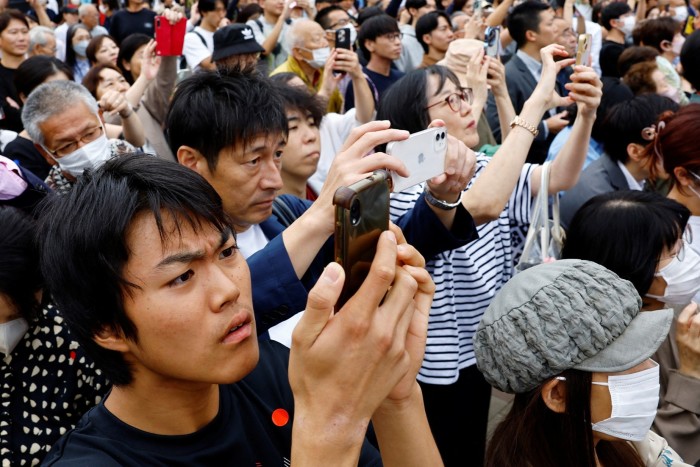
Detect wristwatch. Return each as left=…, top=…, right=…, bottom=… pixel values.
left=510, top=115, right=539, bottom=137
left=423, top=186, right=461, bottom=210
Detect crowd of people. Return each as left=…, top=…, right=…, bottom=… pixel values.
left=0, top=0, right=699, bottom=464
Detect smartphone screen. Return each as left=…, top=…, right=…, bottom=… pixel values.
left=333, top=170, right=391, bottom=310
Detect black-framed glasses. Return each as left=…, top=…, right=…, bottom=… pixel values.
left=425, top=88, right=474, bottom=113
left=329, top=17, right=352, bottom=29
left=43, top=124, right=103, bottom=158
left=381, top=32, right=403, bottom=41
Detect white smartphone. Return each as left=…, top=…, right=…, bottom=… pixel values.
left=386, top=127, right=448, bottom=193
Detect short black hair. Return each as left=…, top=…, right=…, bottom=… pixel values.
left=416, top=10, right=451, bottom=53
left=0, top=9, right=29, bottom=34
left=14, top=55, right=73, bottom=100
left=0, top=206, right=43, bottom=321
left=600, top=93, right=679, bottom=163
left=562, top=190, right=689, bottom=298
left=681, top=29, right=700, bottom=90
left=358, top=13, right=400, bottom=58
left=635, top=17, right=681, bottom=52
left=38, top=153, right=234, bottom=386
left=198, top=0, right=228, bottom=14
left=117, top=33, right=151, bottom=84
left=506, top=1, right=551, bottom=49
left=617, top=45, right=659, bottom=77
left=600, top=2, right=631, bottom=31
left=315, top=5, right=346, bottom=29
left=165, top=71, right=287, bottom=172
left=273, top=81, right=326, bottom=127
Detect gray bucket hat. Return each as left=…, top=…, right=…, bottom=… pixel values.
left=474, top=259, right=673, bottom=394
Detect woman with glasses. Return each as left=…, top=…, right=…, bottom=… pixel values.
left=562, top=190, right=700, bottom=465
left=376, top=43, right=601, bottom=466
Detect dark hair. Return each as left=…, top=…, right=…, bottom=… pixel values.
left=416, top=10, right=451, bottom=53
left=273, top=81, right=325, bottom=127
left=198, top=0, right=228, bottom=14
left=81, top=62, right=124, bottom=99
left=599, top=93, right=679, bottom=163
left=0, top=9, right=29, bottom=34
left=646, top=104, right=700, bottom=191
left=562, top=191, right=689, bottom=298
left=378, top=64, right=458, bottom=135
left=681, top=29, right=700, bottom=90
left=165, top=70, right=287, bottom=172
left=591, top=1, right=605, bottom=25
left=600, top=2, right=631, bottom=31
left=358, top=13, right=400, bottom=58
left=405, top=0, right=428, bottom=22
left=14, top=55, right=73, bottom=100
left=486, top=369, right=645, bottom=467
left=236, top=2, right=263, bottom=23
left=617, top=45, right=659, bottom=77
left=623, top=60, right=661, bottom=95
left=0, top=206, right=43, bottom=322
left=356, top=6, right=385, bottom=26
left=117, top=33, right=151, bottom=84
left=506, top=1, right=551, bottom=48
left=635, top=17, right=681, bottom=52
left=65, top=23, right=91, bottom=68
left=315, top=5, right=346, bottom=29
left=86, top=34, right=118, bottom=66
left=38, top=153, right=234, bottom=386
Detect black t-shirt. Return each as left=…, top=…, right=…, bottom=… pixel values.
left=42, top=340, right=382, bottom=466
left=0, top=62, right=23, bottom=133
left=4, top=135, right=52, bottom=180
left=344, top=66, right=404, bottom=112
left=108, top=8, right=157, bottom=44
left=599, top=40, right=627, bottom=78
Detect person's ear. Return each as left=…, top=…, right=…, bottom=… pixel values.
left=423, top=31, right=433, bottom=46
left=365, top=38, right=376, bottom=54
left=627, top=142, right=646, bottom=163
left=540, top=378, right=567, bottom=414
left=93, top=325, right=131, bottom=352
left=121, top=58, right=131, bottom=71
left=660, top=39, right=672, bottom=53
left=525, top=29, right=538, bottom=43
left=177, top=145, right=209, bottom=176
left=674, top=166, right=695, bottom=187
left=34, top=143, right=58, bottom=167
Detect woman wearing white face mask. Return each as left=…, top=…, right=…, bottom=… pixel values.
left=475, top=259, right=691, bottom=467
left=0, top=206, right=110, bottom=466
left=562, top=189, right=700, bottom=465
left=65, top=23, right=92, bottom=83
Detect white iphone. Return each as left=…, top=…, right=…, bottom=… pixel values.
left=386, top=127, right=448, bottom=193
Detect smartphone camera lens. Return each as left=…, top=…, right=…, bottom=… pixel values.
left=441, top=132, right=445, bottom=140
left=350, top=199, right=361, bottom=226
left=435, top=133, right=440, bottom=141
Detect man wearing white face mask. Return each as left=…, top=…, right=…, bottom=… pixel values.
left=21, top=80, right=136, bottom=195
left=271, top=18, right=343, bottom=113
left=600, top=2, right=635, bottom=78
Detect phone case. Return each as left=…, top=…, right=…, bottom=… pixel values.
left=484, top=26, right=501, bottom=58
left=575, top=33, right=592, bottom=66
left=333, top=170, right=391, bottom=310
left=155, top=16, right=187, bottom=56
left=386, top=127, right=448, bottom=193
left=335, top=27, right=351, bottom=49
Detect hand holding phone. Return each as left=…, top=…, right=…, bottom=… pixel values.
left=155, top=16, right=187, bottom=56
left=386, top=127, right=448, bottom=193
left=575, top=33, right=592, bottom=66
left=333, top=170, right=391, bottom=310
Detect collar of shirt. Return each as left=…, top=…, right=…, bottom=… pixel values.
left=516, top=49, right=542, bottom=82
left=616, top=160, right=645, bottom=191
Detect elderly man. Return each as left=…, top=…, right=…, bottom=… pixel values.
left=270, top=18, right=343, bottom=112
left=28, top=25, right=58, bottom=57
left=21, top=80, right=135, bottom=194
left=78, top=3, right=108, bottom=37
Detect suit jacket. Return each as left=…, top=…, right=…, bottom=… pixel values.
left=559, top=152, right=630, bottom=229
left=486, top=54, right=567, bottom=164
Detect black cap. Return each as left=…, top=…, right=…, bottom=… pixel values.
left=212, top=24, right=264, bottom=61
left=61, top=5, right=79, bottom=14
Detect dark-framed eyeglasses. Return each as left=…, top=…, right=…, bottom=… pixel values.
left=425, top=88, right=474, bottom=113
left=381, top=32, right=403, bottom=41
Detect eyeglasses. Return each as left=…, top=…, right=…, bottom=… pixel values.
left=425, top=88, right=474, bottom=113
left=329, top=17, right=352, bottom=29
left=43, top=124, right=104, bottom=158
left=659, top=236, right=690, bottom=267
left=381, top=32, right=403, bottom=41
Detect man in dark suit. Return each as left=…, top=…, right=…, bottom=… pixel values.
left=487, top=1, right=568, bottom=164
left=559, top=94, right=680, bottom=228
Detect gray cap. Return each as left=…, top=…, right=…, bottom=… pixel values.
left=474, top=259, right=673, bottom=394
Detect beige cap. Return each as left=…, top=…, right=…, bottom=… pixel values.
left=437, top=38, right=484, bottom=88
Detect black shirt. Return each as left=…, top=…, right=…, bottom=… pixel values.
left=108, top=8, right=157, bottom=44
left=4, top=135, right=52, bottom=180
left=0, top=62, right=23, bottom=133
left=599, top=40, right=627, bottom=78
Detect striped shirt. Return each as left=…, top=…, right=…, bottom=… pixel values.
left=390, top=155, right=536, bottom=385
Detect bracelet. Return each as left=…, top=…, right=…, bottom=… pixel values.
left=510, top=115, right=539, bottom=137
left=424, top=186, right=461, bottom=211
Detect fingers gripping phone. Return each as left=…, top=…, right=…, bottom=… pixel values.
left=386, top=127, right=448, bottom=193
left=575, top=33, right=592, bottom=66
left=333, top=170, right=391, bottom=310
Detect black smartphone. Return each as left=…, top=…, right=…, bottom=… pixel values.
left=335, top=27, right=352, bottom=49
left=333, top=170, right=391, bottom=310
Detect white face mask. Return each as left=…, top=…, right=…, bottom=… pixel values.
left=342, top=25, right=358, bottom=46
left=646, top=243, right=700, bottom=305
left=672, top=34, right=686, bottom=56
left=50, top=130, right=111, bottom=178
left=616, top=15, right=636, bottom=38
left=73, top=39, right=89, bottom=57
left=0, top=318, right=29, bottom=357
left=303, top=46, right=331, bottom=69
left=673, top=5, right=689, bottom=22
left=591, top=362, right=660, bottom=442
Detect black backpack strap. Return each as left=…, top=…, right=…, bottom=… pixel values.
left=271, top=196, right=298, bottom=228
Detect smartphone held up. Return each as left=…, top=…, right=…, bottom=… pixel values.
left=575, top=33, right=592, bottom=67
left=155, top=16, right=187, bottom=56
left=386, top=127, right=448, bottom=193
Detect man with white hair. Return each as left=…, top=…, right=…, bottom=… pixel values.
left=28, top=25, right=58, bottom=57
left=79, top=3, right=108, bottom=37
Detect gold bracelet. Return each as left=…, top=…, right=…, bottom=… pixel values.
left=510, top=115, right=539, bottom=137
